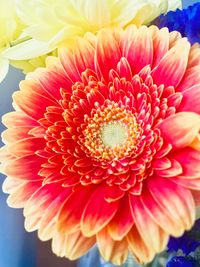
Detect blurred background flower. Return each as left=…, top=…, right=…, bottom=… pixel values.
left=167, top=256, right=198, bottom=267
left=168, top=219, right=200, bottom=255
left=153, top=1, right=200, bottom=45
left=2, top=0, right=181, bottom=67
left=0, top=0, right=23, bottom=83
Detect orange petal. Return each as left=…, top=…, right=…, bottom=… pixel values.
left=191, top=190, right=200, bottom=206
left=52, top=231, right=66, bottom=257
left=38, top=188, right=72, bottom=241
left=6, top=181, right=41, bottom=208
left=64, top=231, right=95, bottom=260
left=2, top=177, right=23, bottom=194
left=57, top=185, right=95, bottom=235
left=97, top=227, right=128, bottom=265
left=129, top=195, right=168, bottom=253
left=188, top=43, right=200, bottom=68
left=24, top=183, right=63, bottom=232
left=158, top=112, right=200, bottom=149
left=19, top=79, right=52, bottom=100
left=28, top=68, right=72, bottom=101
left=108, top=196, right=134, bottom=240
left=52, top=231, right=95, bottom=260
left=127, top=225, right=155, bottom=264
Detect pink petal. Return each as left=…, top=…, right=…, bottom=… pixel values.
left=8, top=137, right=45, bottom=157
left=151, top=38, right=190, bottom=87
left=95, top=28, right=121, bottom=81
left=117, top=57, right=132, bottom=80
left=104, top=184, right=125, bottom=203
left=172, top=147, right=200, bottom=178
left=155, top=159, right=182, bottom=178
left=81, top=185, right=119, bottom=236
left=158, top=112, right=200, bottom=149
left=74, top=38, right=95, bottom=75
left=13, top=90, right=57, bottom=121
left=129, top=195, right=168, bottom=253
left=141, top=189, right=185, bottom=236
left=24, top=183, right=64, bottom=232
left=108, top=196, right=134, bottom=240
left=152, top=27, right=169, bottom=67
left=38, top=189, right=72, bottom=241
left=122, top=25, right=153, bottom=74
left=177, top=66, right=200, bottom=92
left=4, top=155, right=44, bottom=180
left=59, top=46, right=81, bottom=82
left=7, top=181, right=41, bottom=208
left=152, top=157, right=172, bottom=170
left=57, top=185, right=94, bottom=235
left=147, top=177, right=195, bottom=231
left=178, top=85, right=200, bottom=113
left=2, top=111, right=38, bottom=128
left=169, top=177, right=200, bottom=190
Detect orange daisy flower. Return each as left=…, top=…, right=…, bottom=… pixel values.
left=1, top=26, right=200, bottom=265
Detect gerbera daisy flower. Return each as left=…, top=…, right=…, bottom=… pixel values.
left=3, top=0, right=181, bottom=61
left=1, top=25, right=200, bottom=265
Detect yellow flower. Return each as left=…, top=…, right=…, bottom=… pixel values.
left=11, top=50, right=57, bottom=74
left=3, top=0, right=182, bottom=61
left=0, top=0, right=23, bottom=82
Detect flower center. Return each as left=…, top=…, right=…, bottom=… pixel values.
left=82, top=102, right=141, bottom=161
left=101, top=123, right=127, bottom=148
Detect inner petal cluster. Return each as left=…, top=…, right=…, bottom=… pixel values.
left=82, top=102, right=140, bottom=161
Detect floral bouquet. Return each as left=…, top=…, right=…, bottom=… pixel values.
left=0, top=1, right=200, bottom=267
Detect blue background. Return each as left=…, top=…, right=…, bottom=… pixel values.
left=0, top=1, right=199, bottom=267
